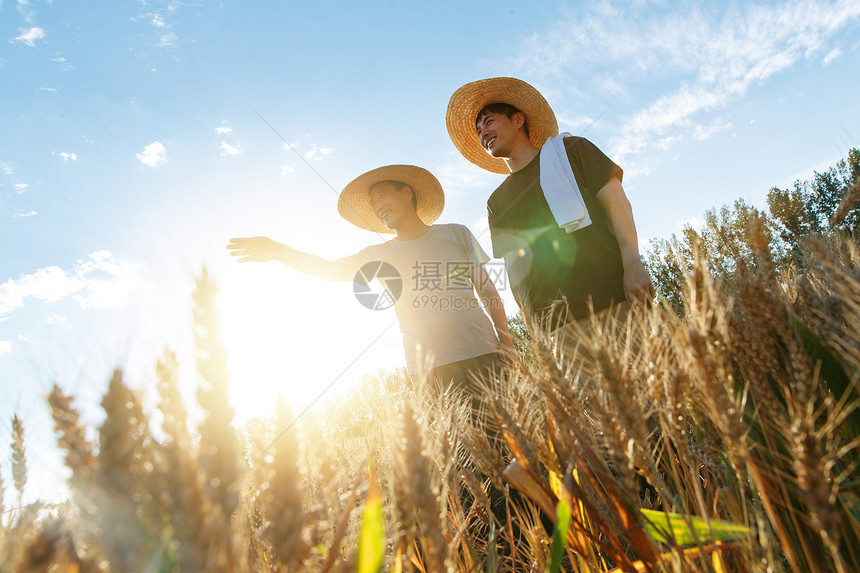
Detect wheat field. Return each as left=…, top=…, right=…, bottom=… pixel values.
left=2, top=201, right=859, bottom=570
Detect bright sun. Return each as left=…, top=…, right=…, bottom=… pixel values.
left=216, top=263, right=403, bottom=423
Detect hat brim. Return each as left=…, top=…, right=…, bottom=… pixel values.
left=446, top=77, right=559, bottom=174
left=337, top=165, right=445, bottom=234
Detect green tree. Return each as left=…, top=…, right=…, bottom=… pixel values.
left=645, top=199, right=776, bottom=313
left=766, top=147, right=860, bottom=264
left=645, top=148, right=859, bottom=311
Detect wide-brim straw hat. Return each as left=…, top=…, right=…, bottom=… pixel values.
left=337, top=164, right=445, bottom=234
left=446, top=77, right=559, bottom=174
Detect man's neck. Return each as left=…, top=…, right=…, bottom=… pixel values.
left=393, top=216, right=432, bottom=241
left=503, top=140, right=540, bottom=173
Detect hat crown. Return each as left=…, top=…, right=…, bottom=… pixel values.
left=447, top=77, right=558, bottom=174
left=338, top=165, right=445, bottom=234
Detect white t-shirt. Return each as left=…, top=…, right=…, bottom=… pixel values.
left=331, top=224, right=500, bottom=374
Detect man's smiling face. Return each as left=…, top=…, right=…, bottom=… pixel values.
left=368, top=181, right=414, bottom=230
left=476, top=110, right=523, bottom=159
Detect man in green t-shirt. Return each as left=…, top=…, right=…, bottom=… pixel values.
left=446, top=77, right=654, bottom=323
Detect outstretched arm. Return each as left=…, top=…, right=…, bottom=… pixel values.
left=595, top=177, right=656, bottom=305
left=472, top=265, right=518, bottom=361
left=227, top=236, right=342, bottom=281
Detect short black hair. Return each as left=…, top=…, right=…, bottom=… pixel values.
left=476, top=103, right=530, bottom=137
left=369, top=180, right=417, bottom=210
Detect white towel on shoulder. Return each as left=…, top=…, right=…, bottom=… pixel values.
left=540, top=133, right=591, bottom=233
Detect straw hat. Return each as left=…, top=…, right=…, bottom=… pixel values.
left=446, top=77, right=559, bottom=174
left=338, top=165, right=445, bottom=234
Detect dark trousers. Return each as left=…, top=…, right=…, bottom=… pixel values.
left=415, top=352, right=503, bottom=407
left=413, top=354, right=515, bottom=530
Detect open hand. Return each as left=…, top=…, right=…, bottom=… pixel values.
left=226, top=236, right=284, bottom=263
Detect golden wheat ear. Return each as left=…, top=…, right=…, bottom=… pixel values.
left=47, top=384, right=96, bottom=501
left=830, top=177, right=860, bottom=229
left=11, top=415, right=27, bottom=509
left=388, top=400, right=449, bottom=571
left=258, top=398, right=311, bottom=569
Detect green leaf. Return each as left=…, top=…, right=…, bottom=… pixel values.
left=790, top=315, right=860, bottom=435
left=641, top=509, right=751, bottom=546
left=548, top=497, right=572, bottom=573
left=357, top=470, right=384, bottom=573
left=487, top=518, right=498, bottom=573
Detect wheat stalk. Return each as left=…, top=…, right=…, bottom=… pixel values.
left=10, top=415, right=26, bottom=509
left=830, top=176, right=860, bottom=228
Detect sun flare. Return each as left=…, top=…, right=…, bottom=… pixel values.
left=217, top=264, right=403, bottom=422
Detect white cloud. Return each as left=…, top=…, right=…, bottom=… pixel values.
left=13, top=211, right=37, bottom=218
left=514, top=0, right=860, bottom=162
left=14, top=183, right=28, bottom=193
left=0, top=251, right=145, bottom=319
left=70, top=251, right=145, bottom=310
left=0, top=266, right=83, bottom=316
left=152, top=13, right=166, bottom=27
left=622, top=162, right=654, bottom=178
left=679, top=216, right=706, bottom=231
left=557, top=113, right=604, bottom=134
left=303, top=143, right=334, bottom=161
left=50, top=51, right=73, bottom=72
left=46, top=312, right=67, bottom=324
left=58, top=151, right=77, bottom=161
left=693, top=120, right=732, bottom=141
left=156, top=33, right=177, bottom=48
left=220, top=142, right=242, bottom=156
left=434, top=152, right=505, bottom=195
left=16, top=0, right=39, bottom=27
left=136, top=141, right=167, bottom=167
left=2, top=164, right=13, bottom=175
left=0, top=340, right=10, bottom=355
left=303, top=144, right=320, bottom=160
left=281, top=164, right=296, bottom=176
left=592, top=75, right=627, bottom=99
left=13, top=27, right=45, bottom=46
left=214, top=125, right=233, bottom=135
left=822, top=47, right=842, bottom=64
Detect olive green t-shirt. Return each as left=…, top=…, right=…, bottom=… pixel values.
left=487, top=136, right=625, bottom=319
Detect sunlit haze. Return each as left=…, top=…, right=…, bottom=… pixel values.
left=2, top=0, right=859, bottom=503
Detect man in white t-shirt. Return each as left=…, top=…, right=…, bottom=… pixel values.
left=227, top=164, right=515, bottom=394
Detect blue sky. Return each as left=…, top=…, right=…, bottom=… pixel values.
left=2, top=0, right=860, bottom=502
